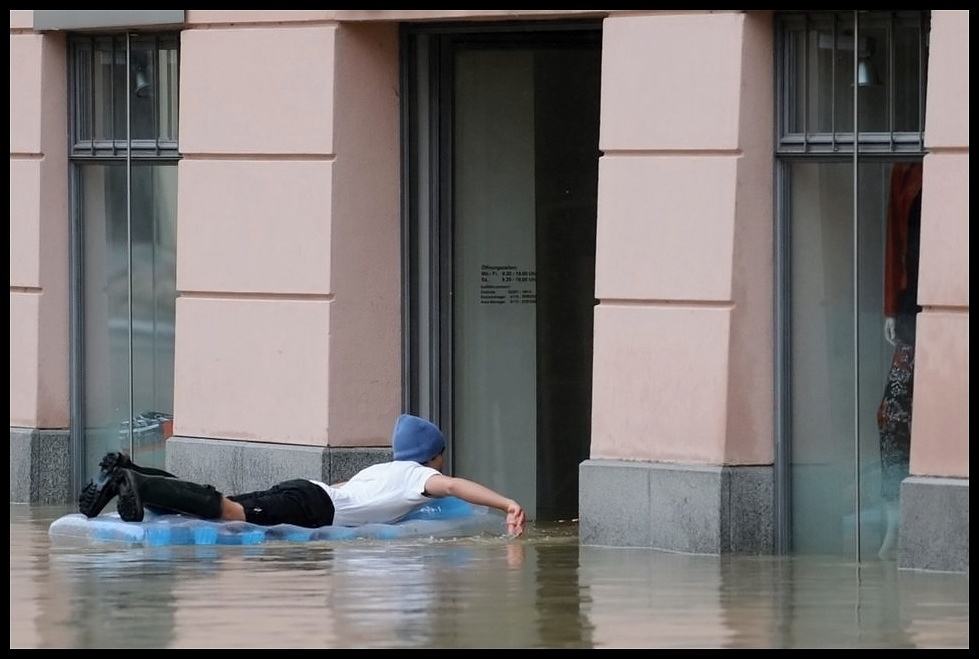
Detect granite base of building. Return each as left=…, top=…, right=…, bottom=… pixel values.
left=579, top=459, right=774, bottom=554
left=899, top=476, right=969, bottom=573
left=167, top=436, right=393, bottom=495
left=10, top=427, right=71, bottom=504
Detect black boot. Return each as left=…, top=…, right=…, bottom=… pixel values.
left=105, top=451, right=177, bottom=478
left=78, top=474, right=119, bottom=519
left=77, top=452, right=177, bottom=518
left=116, top=469, right=224, bottom=523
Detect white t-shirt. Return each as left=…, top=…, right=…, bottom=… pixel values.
left=309, top=461, right=441, bottom=527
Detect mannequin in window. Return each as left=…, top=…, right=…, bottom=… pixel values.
left=876, top=162, right=922, bottom=560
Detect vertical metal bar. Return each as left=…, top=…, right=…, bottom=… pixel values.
left=803, top=15, right=809, bottom=151
left=68, top=39, right=75, bottom=147
left=126, top=34, right=135, bottom=458
left=831, top=14, right=837, bottom=151
left=69, top=164, right=84, bottom=496
left=778, top=19, right=786, bottom=143
left=175, top=40, right=181, bottom=145
left=89, top=36, right=95, bottom=155
left=852, top=10, right=862, bottom=564
left=110, top=37, right=116, bottom=155
left=68, top=39, right=74, bottom=146
left=889, top=12, right=895, bottom=150
left=784, top=22, right=790, bottom=143
left=154, top=35, right=161, bottom=155
left=152, top=167, right=158, bottom=410
left=784, top=20, right=791, bottom=143
left=775, top=18, right=781, bottom=140
left=774, top=159, right=791, bottom=555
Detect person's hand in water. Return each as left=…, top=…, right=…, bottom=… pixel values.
left=506, top=500, right=526, bottom=537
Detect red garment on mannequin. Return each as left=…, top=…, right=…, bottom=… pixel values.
left=884, top=163, right=923, bottom=317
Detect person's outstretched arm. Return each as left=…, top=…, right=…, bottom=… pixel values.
left=424, top=474, right=526, bottom=537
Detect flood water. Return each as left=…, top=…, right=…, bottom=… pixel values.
left=10, top=504, right=969, bottom=648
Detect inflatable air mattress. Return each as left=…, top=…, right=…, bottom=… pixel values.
left=48, top=496, right=504, bottom=546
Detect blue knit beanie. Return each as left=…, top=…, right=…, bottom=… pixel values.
left=392, top=414, right=445, bottom=463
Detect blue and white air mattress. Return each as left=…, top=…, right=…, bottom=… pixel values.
left=48, top=497, right=504, bottom=546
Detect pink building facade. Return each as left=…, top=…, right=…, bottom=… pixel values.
left=9, top=10, right=968, bottom=571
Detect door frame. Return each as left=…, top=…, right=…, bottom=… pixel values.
left=399, top=20, right=602, bottom=475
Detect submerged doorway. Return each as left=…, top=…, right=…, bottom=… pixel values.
left=403, top=24, right=601, bottom=519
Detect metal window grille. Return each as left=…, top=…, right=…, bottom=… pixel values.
left=775, top=11, right=929, bottom=155
left=69, top=33, right=180, bottom=160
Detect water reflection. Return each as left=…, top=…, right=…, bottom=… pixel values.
left=10, top=506, right=968, bottom=648
left=578, top=548, right=967, bottom=648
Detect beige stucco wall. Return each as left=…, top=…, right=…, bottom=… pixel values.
left=327, top=23, right=402, bottom=446
left=590, top=11, right=774, bottom=465
left=910, top=10, right=969, bottom=478
left=9, top=20, right=68, bottom=429
left=184, top=10, right=609, bottom=25
left=174, top=19, right=400, bottom=447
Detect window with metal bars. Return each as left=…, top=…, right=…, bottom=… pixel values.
left=67, top=32, right=181, bottom=484
left=775, top=11, right=929, bottom=154
left=69, top=33, right=179, bottom=159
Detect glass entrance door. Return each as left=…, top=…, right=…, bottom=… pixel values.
left=453, top=47, right=539, bottom=513
left=405, top=26, right=601, bottom=519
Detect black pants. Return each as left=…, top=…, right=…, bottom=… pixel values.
left=228, top=479, right=335, bottom=528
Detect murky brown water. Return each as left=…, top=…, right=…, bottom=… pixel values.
left=10, top=504, right=969, bottom=648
